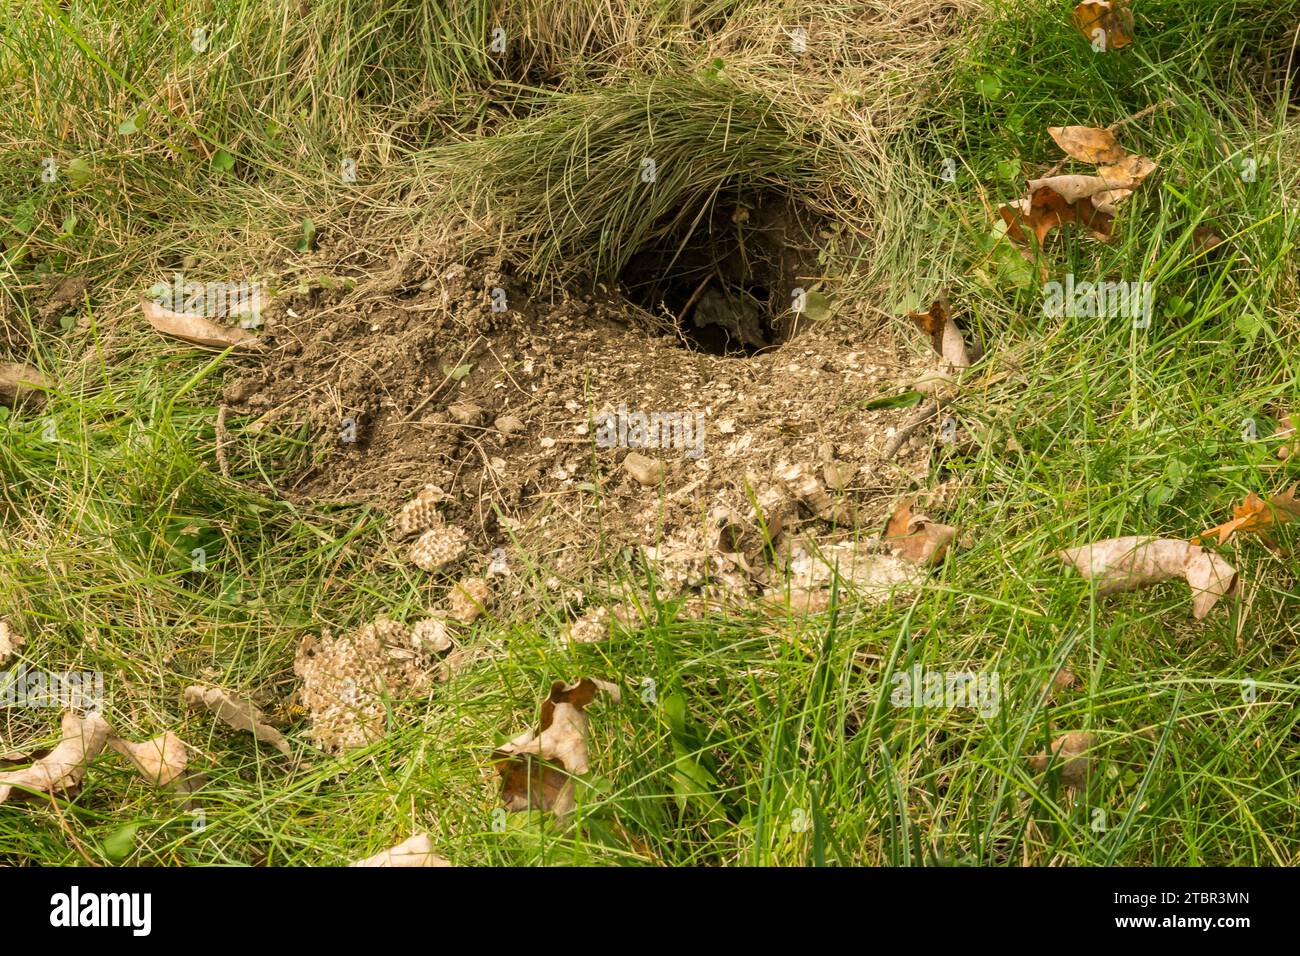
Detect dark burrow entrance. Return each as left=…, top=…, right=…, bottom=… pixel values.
left=619, top=193, right=818, bottom=357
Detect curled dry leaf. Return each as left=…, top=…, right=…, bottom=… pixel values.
left=0, top=711, right=111, bottom=804
left=1028, top=731, right=1096, bottom=788
left=140, top=298, right=262, bottom=350
left=107, top=732, right=188, bottom=787
left=1196, top=485, right=1300, bottom=551
left=350, top=833, right=451, bottom=867
left=493, top=678, right=613, bottom=817
left=0, top=619, right=24, bottom=667
left=1059, top=536, right=1238, bottom=619
left=183, top=685, right=291, bottom=755
left=907, top=299, right=973, bottom=370
left=884, top=496, right=955, bottom=566
left=0, top=362, right=50, bottom=407
left=1026, top=174, right=1136, bottom=205
left=1072, top=1, right=1134, bottom=50
left=1048, top=125, right=1127, bottom=164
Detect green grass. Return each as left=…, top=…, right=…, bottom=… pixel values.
left=1, top=0, right=1299, bottom=866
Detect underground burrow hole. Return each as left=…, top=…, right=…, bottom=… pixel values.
left=618, top=194, right=819, bottom=357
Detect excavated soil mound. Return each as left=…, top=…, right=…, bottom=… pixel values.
left=223, top=237, right=951, bottom=606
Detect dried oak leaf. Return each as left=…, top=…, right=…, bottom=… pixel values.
left=493, top=678, right=617, bottom=817
left=1048, top=125, right=1127, bottom=164
left=1072, top=1, right=1134, bottom=50
left=107, top=732, right=188, bottom=787
left=1028, top=731, right=1096, bottom=788
left=884, top=496, right=956, bottom=566
left=907, top=299, right=973, bottom=370
left=1090, top=155, right=1158, bottom=215
left=183, top=685, right=291, bottom=755
left=0, top=711, right=111, bottom=804
left=1196, top=485, right=1300, bottom=551
left=1000, top=184, right=1114, bottom=247
left=350, top=833, right=452, bottom=867
left=141, top=298, right=262, bottom=350
left=1059, top=536, right=1238, bottom=619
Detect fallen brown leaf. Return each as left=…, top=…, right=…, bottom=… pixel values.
left=107, top=732, right=188, bottom=787
left=1196, top=485, right=1300, bottom=550
left=493, top=678, right=615, bottom=817
left=1072, top=2, right=1135, bottom=51
left=1028, top=731, right=1096, bottom=788
left=350, top=833, right=452, bottom=867
left=907, top=299, right=973, bottom=370
left=183, top=685, right=291, bottom=755
left=884, top=496, right=956, bottom=566
left=0, top=711, right=111, bottom=804
left=1000, top=184, right=1114, bottom=247
left=1048, top=125, right=1127, bottom=164
left=1059, top=536, right=1238, bottom=619
left=141, top=298, right=262, bottom=350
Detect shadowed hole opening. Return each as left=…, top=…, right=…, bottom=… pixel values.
left=619, top=191, right=818, bottom=357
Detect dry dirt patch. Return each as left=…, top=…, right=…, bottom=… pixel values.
left=225, top=240, right=948, bottom=606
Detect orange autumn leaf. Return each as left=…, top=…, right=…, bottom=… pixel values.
left=999, top=184, right=1114, bottom=247
left=1197, top=485, right=1300, bottom=547
left=884, top=496, right=955, bottom=567
left=1072, top=1, right=1135, bottom=51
